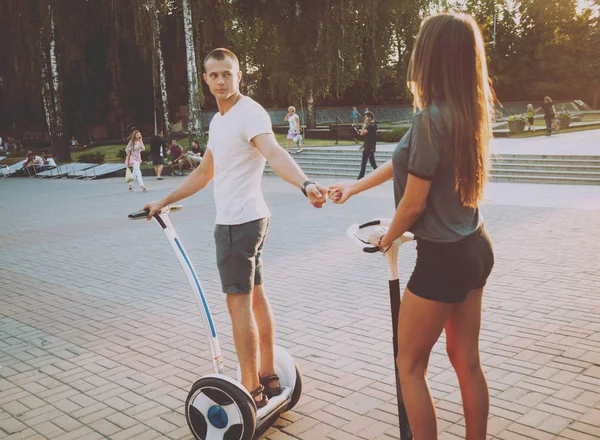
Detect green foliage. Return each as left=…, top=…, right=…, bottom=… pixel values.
left=378, top=127, right=410, bottom=143
left=78, top=152, right=106, bottom=163
left=1, top=0, right=599, bottom=147
left=507, top=114, right=527, bottom=122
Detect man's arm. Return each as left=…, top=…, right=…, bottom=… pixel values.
left=252, top=133, right=327, bottom=207
left=143, top=149, right=215, bottom=219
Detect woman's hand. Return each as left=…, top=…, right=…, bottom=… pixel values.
left=367, top=229, right=386, bottom=248
left=328, top=182, right=355, bottom=204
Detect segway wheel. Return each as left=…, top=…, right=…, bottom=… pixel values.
left=286, top=363, right=303, bottom=412
left=186, top=376, right=256, bottom=440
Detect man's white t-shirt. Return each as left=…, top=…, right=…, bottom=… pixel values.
left=208, top=96, right=273, bottom=225
left=287, top=114, right=299, bottom=131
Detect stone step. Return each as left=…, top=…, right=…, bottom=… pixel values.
left=289, top=156, right=600, bottom=170
left=491, top=168, right=600, bottom=179
left=490, top=163, right=600, bottom=173
left=267, top=150, right=600, bottom=184
left=491, top=175, right=600, bottom=185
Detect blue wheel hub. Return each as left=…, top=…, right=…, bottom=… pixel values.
left=207, top=405, right=228, bottom=429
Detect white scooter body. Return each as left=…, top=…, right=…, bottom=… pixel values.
left=129, top=206, right=301, bottom=440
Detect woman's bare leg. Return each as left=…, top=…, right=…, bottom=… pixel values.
left=397, top=289, right=453, bottom=440
left=445, top=288, right=488, bottom=440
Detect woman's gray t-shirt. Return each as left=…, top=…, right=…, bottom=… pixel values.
left=392, top=105, right=482, bottom=243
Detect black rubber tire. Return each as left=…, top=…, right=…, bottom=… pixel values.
left=285, top=363, right=303, bottom=412
left=185, top=376, right=256, bottom=440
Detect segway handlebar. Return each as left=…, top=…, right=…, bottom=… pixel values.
left=128, top=205, right=183, bottom=219
left=347, top=219, right=414, bottom=253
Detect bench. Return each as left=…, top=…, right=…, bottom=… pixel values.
left=329, top=124, right=361, bottom=144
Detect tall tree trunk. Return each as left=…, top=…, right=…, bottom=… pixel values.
left=40, top=4, right=70, bottom=162
left=182, top=0, right=205, bottom=146
left=108, top=0, right=123, bottom=139
left=152, top=0, right=170, bottom=135
left=306, top=84, right=316, bottom=129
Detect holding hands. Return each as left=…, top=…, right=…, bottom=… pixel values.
left=304, top=183, right=329, bottom=208
left=328, top=181, right=355, bottom=205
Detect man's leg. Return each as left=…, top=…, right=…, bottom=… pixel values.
left=368, top=149, right=378, bottom=170
left=177, top=158, right=184, bottom=174
left=157, top=164, right=163, bottom=178
left=252, top=284, right=276, bottom=378
left=357, top=147, right=369, bottom=179
left=226, top=293, right=261, bottom=394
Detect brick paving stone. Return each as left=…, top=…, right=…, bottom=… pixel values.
left=1, top=175, right=600, bottom=439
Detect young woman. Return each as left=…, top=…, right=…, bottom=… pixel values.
left=125, top=130, right=147, bottom=192
left=330, top=13, right=495, bottom=440
left=526, top=104, right=535, bottom=132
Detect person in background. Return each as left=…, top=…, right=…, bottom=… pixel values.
left=526, top=104, right=535, bottom=132
left=125, top=130, right=147, bottom=192
left=42, top=151, right=57, bottom=167
left=150, top=130, right=167, bottom=180
left=535, top=96, right=557, bottom=136
left=70, top=136, right=80, bottom=150
left=284, top=106, right=304, bottom=154
left=352, top=107, right=360, bottom=124
left=166, top=138, right=192, bottom=176
left=187, top=140, right=204, bottom=169
left=357, top=111, right=378, bottom=179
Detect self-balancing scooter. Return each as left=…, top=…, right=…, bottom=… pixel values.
left=129, top=205, right=302, bottom=440
left=347, top=219, right=414, bottom=440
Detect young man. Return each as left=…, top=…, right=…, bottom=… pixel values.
left=357, top=111, right=378, bottom=179
left=143, top=48, right=327, bottom=408
left=284, top=106, right=303, bottom=154
left=42, top=151, right=57, bottom=167
left=186, top=140, right=203, bottom=169
left=150, top=130, right=167, bottom=179
left=166, top=139, right=191, bottom=176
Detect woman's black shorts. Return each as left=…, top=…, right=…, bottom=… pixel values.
left=407, top=226, right=494, bottom=303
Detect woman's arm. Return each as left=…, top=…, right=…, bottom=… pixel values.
left=329, top=160, right=393, bottom=204
left=377, top=174, right=431, bottom=249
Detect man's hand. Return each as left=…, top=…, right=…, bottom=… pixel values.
left=306, top=183, right=328, bottom=208
left=142, top=199, right=166, bottom=221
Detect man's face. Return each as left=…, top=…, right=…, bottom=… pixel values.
left=171, top=141, right=177, bottom=147
left=203, top=56, right=241, bottom=100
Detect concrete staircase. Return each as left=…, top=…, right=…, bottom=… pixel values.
left=265, top=148, right=600, bottom=185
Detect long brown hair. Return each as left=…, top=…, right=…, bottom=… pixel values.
left=128, top=130, right=142, bottom=147
left=408, top=13, right=496, bottom=207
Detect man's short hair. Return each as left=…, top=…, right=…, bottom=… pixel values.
left=365, top=111, right=374, bottom=120
left=204, top=48, right=239, bottom=70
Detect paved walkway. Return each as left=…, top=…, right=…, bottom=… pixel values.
left=326, top=129, right=600, bottom=156
left=1, top=176, right=600, bottom=440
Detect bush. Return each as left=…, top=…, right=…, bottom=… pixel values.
left=78, top=152, right=105, bottom=163
left=116, top=149, right=127, bottom=160
left=378, top=127, right=410, bottom=143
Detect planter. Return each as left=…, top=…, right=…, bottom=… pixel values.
left=508, top=120, right=526, bottom=133
left=558, top=117, right=571, bottom=129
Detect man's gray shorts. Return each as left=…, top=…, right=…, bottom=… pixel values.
left=214, top=218, right=269, bottom=294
